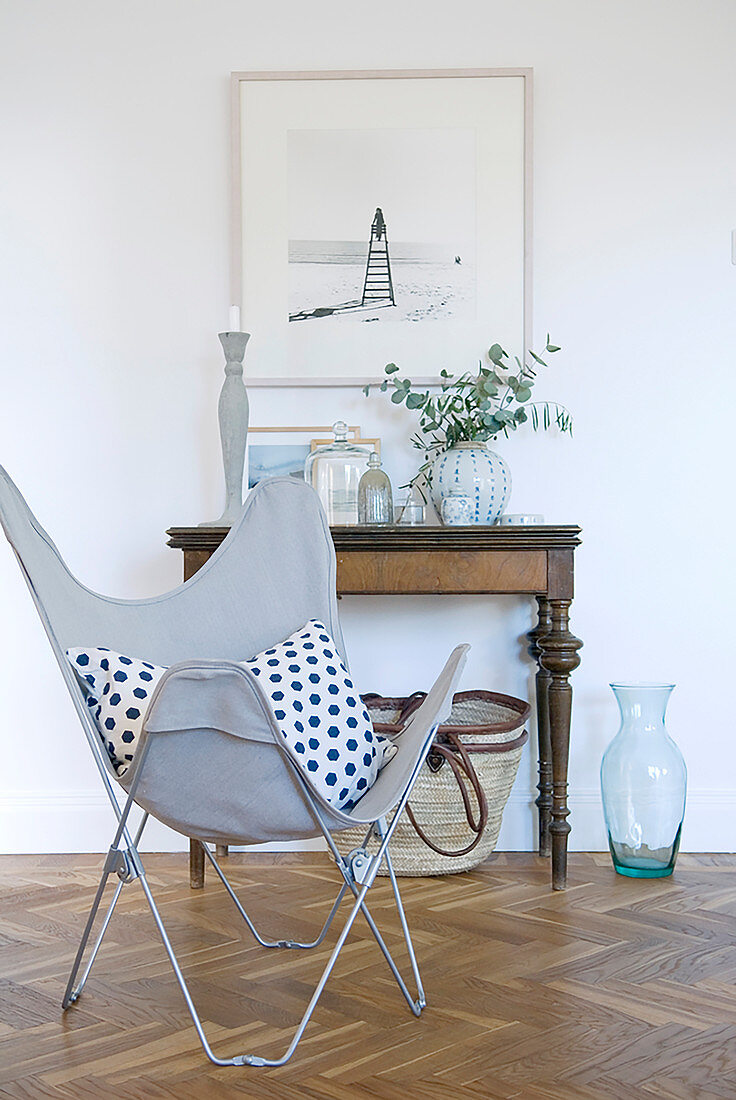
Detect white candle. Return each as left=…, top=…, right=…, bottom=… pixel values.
left=228, top=305, right=241, bottom=332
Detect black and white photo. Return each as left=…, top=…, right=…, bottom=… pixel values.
left=287, top=128, right=476, bottom=324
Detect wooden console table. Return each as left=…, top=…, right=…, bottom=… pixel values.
left=167, top=524, right=582, bottom=890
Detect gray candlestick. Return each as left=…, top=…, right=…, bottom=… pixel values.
left=200, top=331, right=250, bottom=527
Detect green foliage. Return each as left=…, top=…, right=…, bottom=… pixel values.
left=362, top=337, right=573, bottom=456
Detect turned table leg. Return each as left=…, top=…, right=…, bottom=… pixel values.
left=538, top=598, right=582, bottom=890
left=189, top=841, right=229, bottom=887
left=528, top=597, right=553, bottom=857
left=190, top=840, right=205, bottom=889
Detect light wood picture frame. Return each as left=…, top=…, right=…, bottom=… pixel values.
left=309, top=436, right=380, bottom=455
left=231, top=68, right=533, bottom=387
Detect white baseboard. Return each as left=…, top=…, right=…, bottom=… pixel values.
left=497, top=788, right=733, bottom=853
left=0, top=788, right=732, bottom=855
left=0, top=790, right=326, bottom=854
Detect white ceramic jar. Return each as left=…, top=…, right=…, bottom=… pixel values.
left=431, top=442, right=511, bottom=525
left=440, top=491, right=474, bottom=525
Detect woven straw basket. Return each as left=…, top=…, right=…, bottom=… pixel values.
left=336, top=690, right=530, bottom=876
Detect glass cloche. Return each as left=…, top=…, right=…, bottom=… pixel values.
left=304, top=421, right=372, bottom=525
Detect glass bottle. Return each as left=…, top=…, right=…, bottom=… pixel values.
left=304, top=421, right=371, bottom=525
left=358, top=452, right=393, bottom=525
left=600, top=683, right=686, bottom=878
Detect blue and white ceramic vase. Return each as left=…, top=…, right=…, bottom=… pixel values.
left=430, top=442, right=511, bottom=525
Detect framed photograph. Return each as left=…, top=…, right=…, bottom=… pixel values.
left=231, top=68, right=532, bottom=386
left=245, top=425, right=376, bottom=489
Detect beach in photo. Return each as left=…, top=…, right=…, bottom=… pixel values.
left=288, top=128, right=477, bottom=324
left=247, top=444, right=309, bottom=489
left=288, top=241, right=475, bottom=323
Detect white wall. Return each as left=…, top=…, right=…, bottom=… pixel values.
left=1, top=0, right=734, bottom=853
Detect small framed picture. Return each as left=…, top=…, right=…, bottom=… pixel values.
left=247, top=442, right=310, bottom=489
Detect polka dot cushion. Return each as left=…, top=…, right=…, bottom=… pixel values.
left=66, top=648, right=165, bottom=777
left=67, top=624, right=395, bottom=804
left=245, top=620, right=394, bottom=812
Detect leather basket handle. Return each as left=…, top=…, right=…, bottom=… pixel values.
left=407, top=732, right=489, bottom=858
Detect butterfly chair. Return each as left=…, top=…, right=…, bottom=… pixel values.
left=0, top=466, right=469, bottom=1068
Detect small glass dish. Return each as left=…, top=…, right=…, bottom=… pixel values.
left=497, top=513, right=545, bottom=526
left=394, top=497, right=425, bottom=525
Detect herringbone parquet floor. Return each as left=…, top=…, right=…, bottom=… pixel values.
left=1, top=852, right=735, bottom=1099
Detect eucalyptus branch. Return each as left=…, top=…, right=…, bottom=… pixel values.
left=363, top=336, right=572, bottom=473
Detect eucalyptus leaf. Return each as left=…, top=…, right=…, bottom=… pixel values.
left=363, top=336, right=570, bottom=483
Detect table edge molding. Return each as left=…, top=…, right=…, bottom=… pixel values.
left=167, top=525, right=583, bottom=553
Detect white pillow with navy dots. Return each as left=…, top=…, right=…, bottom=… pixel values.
left=245, top=620, right=394, bottom=812
left=68, top=627, right=395, bottom=802
left=67, top=648, right=165, bottom=777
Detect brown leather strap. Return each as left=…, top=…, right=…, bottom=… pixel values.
left=406, top=732, right=489, bottom=858
left=362, top=690, right=427, bottom=727
left=398, top=691, right=427, bottom=724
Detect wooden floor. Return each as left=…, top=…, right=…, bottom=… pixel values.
left=1, top=852, right=735, bottom=1098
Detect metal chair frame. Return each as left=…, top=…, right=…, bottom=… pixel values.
left=62, top=724, right=440, bottom=1068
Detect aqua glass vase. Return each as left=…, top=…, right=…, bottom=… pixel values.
left=600, top=683, right=686, bottom=878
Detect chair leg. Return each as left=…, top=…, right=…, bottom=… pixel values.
left=219, top=740, right=443, bottom=1065
left=63, top=878, right=124, bottom=1007
left=202, top=841, right=348, bottom=949
left=62, top=811, right=149, bottom=1009
left=136, top=870, right=242, bottom=1067
left=322, top=831, right=423, bottom=1017
left=133, top=855, right=379, bottom=1068
left=240, top=832, right=426, bottom=1067
left=340, top=872, right=422, bottom=1016
left=62, top=861, right=119, bottom=1008
left=376, top=818, right=426, bottom=1009
left=240, top=878, right=376, bottom=1067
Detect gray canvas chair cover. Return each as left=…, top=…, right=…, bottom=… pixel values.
left=0, top=465, right=469, bottom=1067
